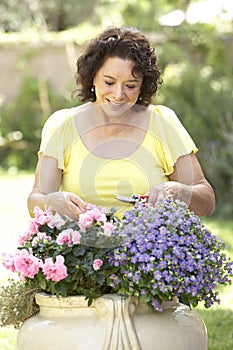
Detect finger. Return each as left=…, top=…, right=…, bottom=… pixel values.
left=157, top=190, right=167, bottom=202
left=69, top=194, right=87, bottom=210
left=148, top=188, right=159, bottom=204
left=164, top=183, right=179, bottom=199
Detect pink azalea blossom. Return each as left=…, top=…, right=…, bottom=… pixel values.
left=14, top=249, right=42, bottom=280
left=78, top=206, right=107, bottom=231
left=71, top=231, right=81, bottom=245
left=56, top=229, right=81, bottom=245
left=42, top=255, right=68, bottom=281
left=18, top=230, right=34, bottom=246
left=93, top=258, right=103, bottom=271
left=28, top=219, right=40, bottom=234
left=33, top=206, right=56, bottom=228
left=101, top=221, right=115, bottom=236
left=17, top=218, right=41, bottom=246
left=78, top=212, right=95, bottom=231
left=32, top=232, right=51, bottom=246
left=88, top=207, right=107, bottom=223
left=1, top=252, right=16, bottom=273
left=56, top=229, right=72, bottom=245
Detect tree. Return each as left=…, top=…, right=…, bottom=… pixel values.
left=0, top=0, right=99, bottom=32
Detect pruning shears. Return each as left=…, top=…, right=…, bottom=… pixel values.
left=115, top=193, right=149, bottom=204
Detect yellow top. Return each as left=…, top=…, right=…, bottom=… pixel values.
left=39, top=105, right=198, bottom=218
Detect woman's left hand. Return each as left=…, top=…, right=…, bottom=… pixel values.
left=148, top=181, right=180, bottom=204
left=147, top=153, right=215, bottom=216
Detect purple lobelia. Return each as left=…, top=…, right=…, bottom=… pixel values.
left=107, top=198, right=233, bottom=311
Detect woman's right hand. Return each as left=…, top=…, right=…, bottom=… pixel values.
left=28, top=156, right=87, bottom=220
left=44, top=191, right=87, bottom=220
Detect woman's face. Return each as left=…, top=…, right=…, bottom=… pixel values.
left=93, top=56, right=143, bottom=118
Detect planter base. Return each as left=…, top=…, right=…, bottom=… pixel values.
left=16, top=293, right=208, bottom=350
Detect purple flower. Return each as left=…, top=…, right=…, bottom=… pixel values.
left=108, top=198, right=233, bottom=312
left=152, top=299, right=163, bottom=312
left=153, top=270, right=162, bottom=280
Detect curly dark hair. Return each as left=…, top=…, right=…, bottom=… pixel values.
left=75, top=26, right=162, bottom=106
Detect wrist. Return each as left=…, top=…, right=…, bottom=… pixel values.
left=43, top=194, right=50, bottom=209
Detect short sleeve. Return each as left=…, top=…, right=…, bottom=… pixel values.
left=39, top=109, right=75, bottom=170
left=151, top=105, right=198, bottom=175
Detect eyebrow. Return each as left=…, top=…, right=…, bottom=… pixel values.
left=103, top=75, right=140, bottom=83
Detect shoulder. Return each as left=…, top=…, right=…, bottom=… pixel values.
left=40, top=108, right=78, bottom=145
left=42, top=104, right=87, bottom=134
left=149, top=104, right=186, bottom=131
left=150, top=104, right=180, bottom=122
left=42, top=108, right=72, bottom=130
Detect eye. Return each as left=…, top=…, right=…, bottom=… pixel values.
left=105, top=81, right=114, bottom=86
left=126, top=85, right=136, bottom=89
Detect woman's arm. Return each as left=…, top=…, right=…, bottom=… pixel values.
left=148, top=152, right=215, bottom=216
left=27, top=155, right=87, bottom=219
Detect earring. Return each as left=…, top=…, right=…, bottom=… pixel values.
left=91, top=86, right=95, bottom=93
left=139, top=94, right=142, bottom=101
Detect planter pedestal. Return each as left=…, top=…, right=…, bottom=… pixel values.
left=16, top=293, right=208, bottom=350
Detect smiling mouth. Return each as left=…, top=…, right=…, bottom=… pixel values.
left=107, top=99, right=125, bottom=108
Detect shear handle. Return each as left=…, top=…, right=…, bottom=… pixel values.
left=115, top=194, right=148, bottom=204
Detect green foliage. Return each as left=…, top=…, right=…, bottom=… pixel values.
left=0, top=76, right=41, bottom=170
left=0, top=279, right=40, bottom=328
left=0, top=0, right=98, bottom=32
left=0, top=75, right=79, bottom=171
left=118, top=0, right=191, bottom=32
left=153, top=23, right=233, bottom=217
left=156, top=63, right=233, bottom=217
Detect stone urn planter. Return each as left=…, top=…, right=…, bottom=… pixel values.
left=16, top=293, right=208, bottom=350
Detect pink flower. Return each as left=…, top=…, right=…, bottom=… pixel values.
left=18, top=230, right=34, bottom=246
left=14, top=249, right=42, bottom=280
left=71, top=231, right=81, bottom=245
left=93, top=258, right=103, bottom=271
left=78, top=212, right=94, bottom=231
left=56, top=229, right=81, bottom=245
left=32, top=232, right=51, bottom=246
left=2, top=252, right=16, bottom=273
left=33, top=206, right=56, bottom=228
left=18, top=218, right=41, bottom=246
left=42, top=255, right=68, bottom=282
left=56, top=229, right=72, bottom=245
left=78, top=206, right=107, bottom=231
left=28, top=219, right=40, bottom=234
left=101, top=221, right=115, bottom=236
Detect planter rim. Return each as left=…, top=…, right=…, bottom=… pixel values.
left=35, top=292, right=179, bottom=310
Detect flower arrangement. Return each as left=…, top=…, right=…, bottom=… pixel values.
left=2, top=205, right=120, bottom=303
left=107, top=199, right=233, bottom=311
left=1, top=198, right=233, bottom=327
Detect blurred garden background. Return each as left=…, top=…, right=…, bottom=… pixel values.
left=0, top=0, right=232, bottom=349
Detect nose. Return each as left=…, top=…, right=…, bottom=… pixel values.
left=113, top=84, right=125, bottom=101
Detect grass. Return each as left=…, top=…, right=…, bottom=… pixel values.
left=0, top=173, right=233, bottom=349
left=197, top=218, right=233, bottom=350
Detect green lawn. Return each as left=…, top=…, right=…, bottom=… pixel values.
left=197, top=218, right=233, bottom=350
left=0, top=173, right=233, bottom=349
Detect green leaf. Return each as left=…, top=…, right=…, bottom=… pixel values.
left=140, top=294, right=151, bottom=303
left=55, top=282, right=70, bottom=297
left=38, top=278, right=47, bottom=290
left=73, top=246, right=86, bottom=257
left=87, top=298, right=92, bottom=306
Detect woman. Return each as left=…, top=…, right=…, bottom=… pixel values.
left=28, top=26, right=215, bottom=219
